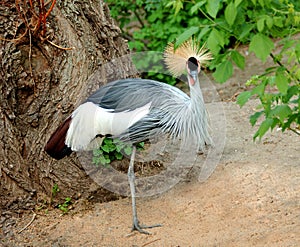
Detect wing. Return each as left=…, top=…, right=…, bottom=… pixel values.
left=66, top=79, right=191, bottom=149
left=85, top=78, right=189, bottom=112
left=87, top=79, right=190, bottom=144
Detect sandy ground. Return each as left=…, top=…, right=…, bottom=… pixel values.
left=2, top=98, right=299, bottom=247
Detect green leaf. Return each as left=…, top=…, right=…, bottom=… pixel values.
left=93, top=149, right=103, bottom=156
left=65, top=197, right=71, bottom=203
left=270, top=105, right=292, bottom=122
left=175, top=26, right=199, bottom=47
left=198, top=26, right=210, bottom=40
left=206, top=0, right=221, bottom=18
left=103, top=138, right=113, bottom=145
left=190, top=0, right=206, bottom=14
left=275, top=70, right=289, bottom=94
left=285, top=85, right=299, bottom=102
left=254, top=118, right=274, bottom=140
left=258, top=0, right=265, bottom=7
left=237, top=91, right=252, bottom=107
left=282, top=114, right=298, bottom=131
left=250, top=111, right=263, bottom=126
left=235, top=0, right=243, bottom=7
left=257, top=17, right=265, bottom=32
left=165, top=0, right=183, bottom=15
left=101, top=144, right=114, bottom=153
left=238, top=23, right=254, bottom=41
left=271, top=118, right=279, bottom=130
left=99, top=156, right=110, bottom=165
left=295, top=42, right=300, bottom=59
left=231, top=50, right=245, bottom=69
left=137, top=142, right=145, bottom=148
left=273, top=17, right=284, bottom=27
left=213, top=60, right=233, bottom=83
left=101, top=145, right=109, bottom=153
left=224, top=2, right=237, bottom=26
left=265, top=16, right=273, bottom=29
left=207, top=29, right=225, bottom=55
left=249, top=33, right=274, bottom=62
left=174, top=1, right=183, bottom=15
left=251, top=80, right=266, bottom=96
left=124, top=146, right=133, bottom=156
left=115, top=152, right=123, bottom=160
left=92, top=156, right=99, bottom=165
left=115, top=144, right=123, bottom=153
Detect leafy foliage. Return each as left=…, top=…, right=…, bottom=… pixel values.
left=106, top=0, right=299, bottom=82
left=237, top=38, right=300, bottom=139
left=58, top=197, right=72, bottom=214
left=105, top=0, right=300, bottom=139
left=93, top=138, right=144, bottom=167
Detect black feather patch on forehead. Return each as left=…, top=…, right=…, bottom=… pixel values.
left=187, top=57, right=198, bottom=71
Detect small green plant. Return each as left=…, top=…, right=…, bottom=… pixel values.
left=92, top=138, right=144, bottom=167
left=49, top=183, right=60, bottom=205
left=52, top=183, right=60, bottom=197
left=37, top=183, right=61, bottom=213
left=58, top=197, right=72, bottom=214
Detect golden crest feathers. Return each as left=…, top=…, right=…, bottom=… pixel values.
left=164, top=39, right=212, bottom=77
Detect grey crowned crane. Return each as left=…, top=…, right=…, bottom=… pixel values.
left=45, top=40, right=212, bottom=234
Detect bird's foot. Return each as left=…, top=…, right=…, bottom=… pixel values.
left=132, top=220, right=162, bottom=235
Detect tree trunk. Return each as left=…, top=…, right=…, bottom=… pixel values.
left=0, top=0, right=136, bottom=208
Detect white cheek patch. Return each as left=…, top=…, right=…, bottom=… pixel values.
left=188, top=74, right=195, bottom=86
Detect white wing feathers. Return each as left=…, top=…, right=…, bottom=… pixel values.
left=65, top=102, right=151, bottom=151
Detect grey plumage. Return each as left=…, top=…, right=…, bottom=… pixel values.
left=82, top=78, right=211, bottom=149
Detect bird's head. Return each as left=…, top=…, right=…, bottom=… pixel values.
left=187, top=57, right=200, bottom=86
left=164, top=39, right=212, bottom=86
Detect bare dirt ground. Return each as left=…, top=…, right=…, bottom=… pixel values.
left=1, top=45, right=300, bottom=246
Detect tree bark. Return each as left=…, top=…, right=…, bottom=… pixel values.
left=0, top=0, right=136, bottom=208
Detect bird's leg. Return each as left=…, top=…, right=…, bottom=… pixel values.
left=127, top=145, right=162, bottom=234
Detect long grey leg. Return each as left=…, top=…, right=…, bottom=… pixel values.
left=127, top=145, right=161, bottom=234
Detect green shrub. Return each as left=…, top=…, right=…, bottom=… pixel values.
left=237, top=37, right=300, bottom=139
